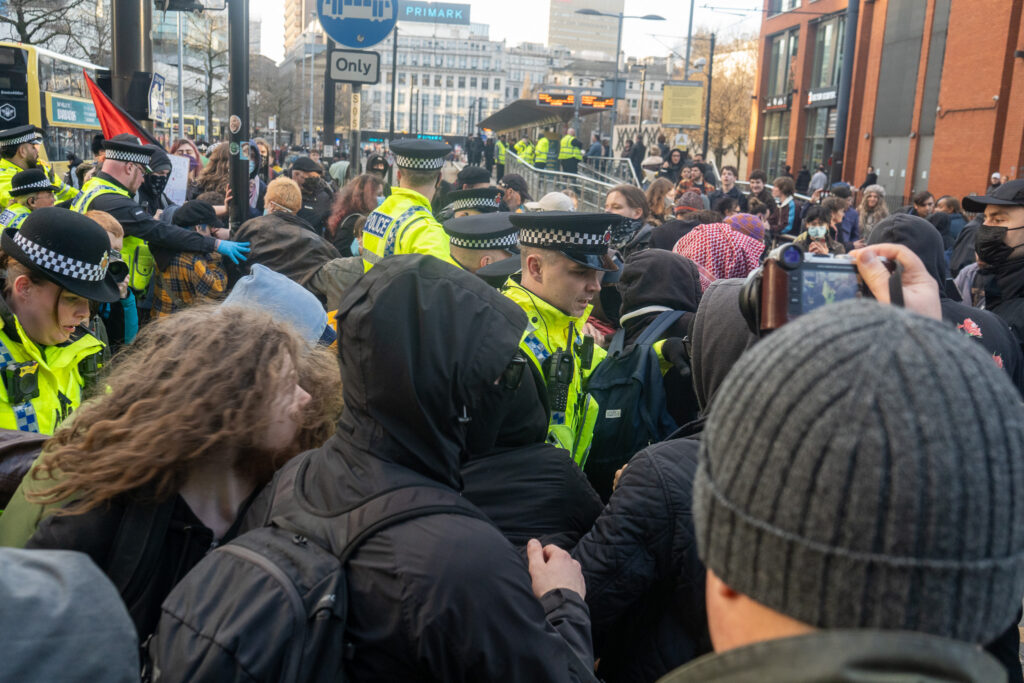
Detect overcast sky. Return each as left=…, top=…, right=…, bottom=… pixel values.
left=251, top=0, right=762, bottom=64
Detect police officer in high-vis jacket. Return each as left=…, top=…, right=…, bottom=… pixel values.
left=0, top=208, right=127, bottom=433
left=0, top=125, right=77, bottom=210
left=71, top=138, right=249, bottom=295
left=0, top=169, right=58, bottom=230
left=361, top=138, right=457, bottom=271
left=558, top=127, right=583, bottom=175
left=500, top=211, right=620, bottom=465
left=495, top=135, right=507, bottom=183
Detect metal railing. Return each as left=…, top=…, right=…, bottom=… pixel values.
left=505, top=151, right=616, bottom=212
left=580, top=156, right=640, bottom=187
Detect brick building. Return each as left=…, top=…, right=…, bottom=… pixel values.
left=748, top=0, right=1024, bottom=203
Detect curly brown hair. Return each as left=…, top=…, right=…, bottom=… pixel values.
left=326, top=173, right=384, bottom=238
left=195, top=143, right=231, bottom=195
left=29, top=305, right=342, bottom=514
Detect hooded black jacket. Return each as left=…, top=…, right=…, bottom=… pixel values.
left=289, top=256, right=596, bottom=681
left=867, top=214, right=1024, bottom=396
left=573, top=279, right=756, bottom=683
left=231, top=211, right=341, bottom=288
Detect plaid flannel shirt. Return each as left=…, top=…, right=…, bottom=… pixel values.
left=152, top=252, right=227, bottom=318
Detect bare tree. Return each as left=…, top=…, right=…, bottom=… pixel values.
left=687, top=32, right=757, bottom=164
left=64, top=0, right=113, bottom=67
left=186, top=10, right=229, bottom=139
left=0, top=0, right=91, bottom=49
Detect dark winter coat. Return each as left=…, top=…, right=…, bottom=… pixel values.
left=950, top=217, right=981, bottom=276
left=231, top=211, right=341, bottom=288
left=297, top=180, right=334, bottom=234
left=661, top=630, right=1005, bottom=682
left=707, top=185, right=748, bottom=213
left=867, top=214, right=1024, bottom=396
left=572, top=279, right=756, bottom=683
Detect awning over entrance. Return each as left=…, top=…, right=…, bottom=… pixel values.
left=478, top=99, right=602, bottom=133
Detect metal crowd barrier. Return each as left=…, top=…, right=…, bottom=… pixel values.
left=504, top=151, right=617, bottom=213
left=579, top=156, right=641, bottom=187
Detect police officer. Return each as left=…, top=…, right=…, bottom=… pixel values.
left=0, top=169, right=58, bottom=230
left=0, top=207, right=127, bottom=433
left=514, top=136, right=534, bottom=167
left=534, top=131, right=551, bottom=171
left=558, top=127, right=583, bottom=175
left=500, top=211, right=619, bottom=464
left=71, top=138, right=249, bottom=296
left=361, top=138, right=456, bottom=271
left=495, top=134, right=507, bottom=183
left=445, top=212, right=519, bottom=275
left=435, top=186, right=503, bottom=221
left=0, top=125, right=77, bottom=210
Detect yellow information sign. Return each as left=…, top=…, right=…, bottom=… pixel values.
left=662, top=83, right=703, bottom=127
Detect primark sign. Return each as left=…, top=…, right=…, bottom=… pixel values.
left=398, top=1, right=471, bottom=25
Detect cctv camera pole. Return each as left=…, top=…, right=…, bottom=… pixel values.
left=701, top=32, right=715, bottom=159
left=227, top=0, right=250, bottom=229
left=829, top=0, right=859, bottom=184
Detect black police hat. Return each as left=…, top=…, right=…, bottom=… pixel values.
left=390, top=138, right=450, bottom=170
left=963, top=180, right=1024, bottom=213
left=0, top=125, right=43, bottom=148
left=9, top=169, right=58, bottom=197
left=437, top=187, right=503, bottom=220
left=444, top=213, right=519, bottom=251
left=102, top=137, right=154, bottom=171
left=510, top=211, right=619, bottom=272
left=1, top=207, right=124, bottom=303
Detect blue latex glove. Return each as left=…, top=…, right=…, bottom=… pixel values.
left=216, top=240, right=250, bottom=264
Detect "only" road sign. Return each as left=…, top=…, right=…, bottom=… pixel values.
left=329, top=49, right=381, bottom=85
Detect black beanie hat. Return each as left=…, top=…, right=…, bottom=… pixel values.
left=172, top=201, right=217, bottom=228
left=696, top=300, right=1024, bottom=644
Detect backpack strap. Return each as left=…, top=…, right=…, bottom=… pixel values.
left=635, top=310, right=686, bottom=347
left=606, top=328, right=627, bottom=357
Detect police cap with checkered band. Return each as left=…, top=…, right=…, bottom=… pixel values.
left=9, top=169, right=58, bottom=197
left=436, top=187, right=503, bottom=220
left=2, top=207, right=126, bottom=303
left=101, top=137, right=154, bottom=172
left=390, top=138, right=450, bottom=171
left=511, top=211, right=620, bottom=272
left=0, top=125, right=43, bottom=148
left=444, top=212, right=519, bottom=251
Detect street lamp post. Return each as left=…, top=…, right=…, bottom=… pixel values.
left=575, top=9, right=664, bottom=151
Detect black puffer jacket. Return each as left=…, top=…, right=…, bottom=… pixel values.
left=572, top=279, right=756, bottom=683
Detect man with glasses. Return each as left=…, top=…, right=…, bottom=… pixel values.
left=0, top=125, right=77, bottom=210
left=71, top=138, right=248, bottom=301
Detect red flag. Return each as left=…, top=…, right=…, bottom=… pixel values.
left=83, top=70, right=162, bottom=148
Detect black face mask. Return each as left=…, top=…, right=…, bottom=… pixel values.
left=977, top=224, right=1024, bottom=266
left=302, top=176, right=321, bottom=194
left=144, top=173, right=169, bottom=197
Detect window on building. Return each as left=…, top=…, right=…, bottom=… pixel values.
left=513, top=87, right=520, bottom=98
left=411, top=74, right=418, bottom=86
left=458, top=76, right=466, bottom=88
left=398, top=72, right=406, bottom=85
left=811, top=14, right=846, bottom=90
left=446, top=55, right=455, bottom=68
left=803, top=106, right=837, bottom=169
left=445, top=94, right=453, bottom=107
left=433, top=114, right=440, bottom=131
left=373, top=91, right=381, bottom=103
left=471, top=57, right=479, bottom=69
left=768, top=0, right=801, bottom=15
left=446, top=75, right=454, bottom=88
left=397, top=112, right=405, bottom=129
left=766, top=28, right=800, bottom=98
left=458, top=95, right=466, bottom=107
left=386, top=72, right=392, bottom=84
left=398, top=53, right=406, bottom=66
left=410, top=54, right=419, bottom=66
left=398, top=92, right=405, bottom=105
left=459, top=55, right=467, bottom=68
left=470, top=77, right=477, bottom=88
left=761, top=110, right=791, bottom=178
left=492, top=98, right=500, bottom=109
left=445, top=113, right=453, bottom=131
left=435, top=55, right=443, bottom=67
left=482, top=77, right=489, bottom=90
left=493, top=78, right=500, bottom=90
left=433, top=94, right=441, bottom=107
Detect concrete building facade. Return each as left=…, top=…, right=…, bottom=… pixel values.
left=749, top=0, right=1024, bottom=203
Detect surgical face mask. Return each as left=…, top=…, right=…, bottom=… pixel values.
left=350, top=239, right=361, bottom=256
left=977, top=223, right=1024, bottom=266
left=807, top=224, right=828, bottom=240
left=248, top=159, right=256, bottom=176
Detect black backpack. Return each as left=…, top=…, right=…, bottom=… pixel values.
left=144, top=454, right=491, bottom=682
left=584, top=311, right=686, bottom=500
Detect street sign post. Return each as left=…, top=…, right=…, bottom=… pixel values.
left=148, top=73, right=166, bottom=123
left=329, top=49, right=381, bottom=85
left=317, top=0, right=398, bottom=49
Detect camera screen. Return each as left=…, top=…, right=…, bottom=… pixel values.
left=801, top=266, right=862, bottom=313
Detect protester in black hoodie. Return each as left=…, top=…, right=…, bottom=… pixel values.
left=867, top=213, right=1024, bottom=396
left=573, top=278, right=756, bottom=683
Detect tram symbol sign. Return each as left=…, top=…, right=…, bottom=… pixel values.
left=318, top=0, right=398, bottom=49
left=0, top=104, right=14, bottom=121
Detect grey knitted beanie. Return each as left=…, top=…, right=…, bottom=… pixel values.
left=695, top=300, right=1024, bottom=644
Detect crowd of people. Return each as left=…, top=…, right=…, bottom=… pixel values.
left=0, top=121, right=1023, bottom=683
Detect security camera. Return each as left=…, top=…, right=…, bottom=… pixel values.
left=693, top=57, right=707, bottom=69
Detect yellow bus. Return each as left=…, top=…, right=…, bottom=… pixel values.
left=0, top=41, right=106, bottom=175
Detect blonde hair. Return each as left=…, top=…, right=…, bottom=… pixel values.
left=86, top=210, right=123, bottom=240
left=266, top=176, right=302, bottom=213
